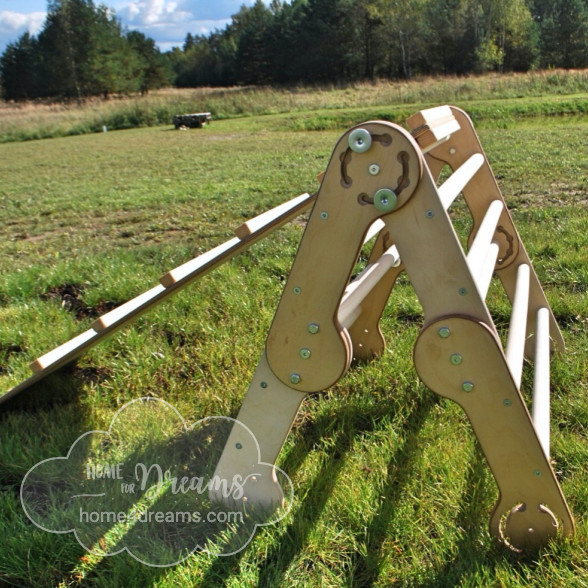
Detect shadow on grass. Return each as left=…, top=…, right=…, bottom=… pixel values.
left=196, top=387, right=439, bottom=587
left=0, top=365, right=87, bottom=414
left=416, top=444, right=509, bottom=587
left=13, top=399, right=294, bottom=586
left=0, top=373, right=526, bottom=587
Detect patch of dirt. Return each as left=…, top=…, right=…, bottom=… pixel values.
left=0, top=343, right=24, bottom=373
left=41, top=283, right=119, bottom=320
left=11, top=231, right=56, bottom=243
left=72, top=366, right=113, bottom=383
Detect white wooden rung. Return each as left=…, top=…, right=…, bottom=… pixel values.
left=438, top=153, right=484, bottom=210
left=466, top=200, right=504, bottom=296
left=532, top=307, right=551, bottom=459
left=31, top=329, right=98, bottom=372
left=93, top=285, right=167, bottom=331
left=506, top=264, right=531, bottom=387
left=364, top=219, right=386, bottom=244
left=235, top=192, right=312, bottom=238
left=477, top=242, right=500, bottom=300
left=338, top=244, right=401, bottom=328
left=162, top=237, right=247, bottom=287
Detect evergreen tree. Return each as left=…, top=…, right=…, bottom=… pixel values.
left=537, top=0, right=588, bottom=68
left=127, top=31, right=171, bottom=94
left=294, top=0, right=356, bottom=82
left=0, top=0, right=166, bottom=100
left=234, top=0, right=273, bottom=84
left=424, top=0, right=471, bottom=74
left=0, top=33, right=39, bottom=100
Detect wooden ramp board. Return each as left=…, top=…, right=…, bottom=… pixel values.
left=1, top=193, right=316, bottom=404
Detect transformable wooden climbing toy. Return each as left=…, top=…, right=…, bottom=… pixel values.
left=2, top=106, right=574, bottom=552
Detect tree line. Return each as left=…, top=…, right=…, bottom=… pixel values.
left=171, top=0, right=588, bottom=86
left=0, top=0, right=170, bottom=100
left=2, top=0, right=588, bottom=101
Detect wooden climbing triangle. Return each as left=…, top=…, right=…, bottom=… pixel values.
left=2, top=105, right=574, bottom=553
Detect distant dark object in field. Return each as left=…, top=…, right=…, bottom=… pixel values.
left=173, top=113, right=212, bottom=129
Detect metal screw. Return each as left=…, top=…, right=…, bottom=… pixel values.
left=235, top=443, right=243, bottom=449
left=449, top=148, right=456, bottom=155
left=450, top=353, right=463, bottom=366
left=534, top=470, right=541, bottom=477
left=438, top=327, right=451, bottom=338
left=290, top=373, right=301, bottom=384
left=348, top=128, right=372, bottom=153
left=299, top=348, right=311, bottom=360
left=503, top=399, right=512, bottom=407
left=293, top=286, right=301, bottom=294
left=458, top=287, right=468, bottom=296
left=368, top=163, right=380, bottom=175
left=260, top=381, right=268, bottom=388
left=320, top=211, right=328, bottom=220
left=425, top=210, right=434, bottom=218
left=308, top=323, right=320, bottom=334
left=462, top=381, right=474, bottom=392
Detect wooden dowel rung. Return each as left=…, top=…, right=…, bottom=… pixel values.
left=339, top=304, right=363, bottom=330
left=31, top=329, right=98, bottom=372
left=338, top=245, right=400, bottom=328
left=161, top=237, right=242, bottom=287
left=505, top=264, right=531, bottom=387
left=474, top=242, right=500, bottom=300
left=364, top=219, right=386, bottom=244
left=466, top=200, right=504, bottom=294
left=234, top=192, right=313, bottom=238
left=438, top=153, right=484, bottom=209
left=532, top=307, right=551, bottom=459
left=93, top=285, right=167, bottom=332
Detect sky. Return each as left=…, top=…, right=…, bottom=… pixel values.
left=0, top=0, right=258, bottom=54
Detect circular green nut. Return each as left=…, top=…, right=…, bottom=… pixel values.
left=462, top=381, right=474, bottom=392
left=438, top=327, right=451, bottom=339
left=299, top=348, right=311, bottom=360
left=450, top=353, right=463, bottom=366
left=348, top=128, right=372, bottom=153
left=308, top=323, right=320, bottom=334
left=373, top=188, right=398, bottom=213
left=290, top=373, right=301, bottom=385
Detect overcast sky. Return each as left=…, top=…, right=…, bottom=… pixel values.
left=0, top=0, right=258, bottom=53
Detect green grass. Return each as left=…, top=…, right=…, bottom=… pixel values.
left=1, top=69, right=587, bottom=142
left=0, top=90, right=587, bottom=587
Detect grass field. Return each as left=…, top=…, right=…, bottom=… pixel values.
left=1, top=69, right=587, bottom=142
left=0, top=77, right=587, bottom=586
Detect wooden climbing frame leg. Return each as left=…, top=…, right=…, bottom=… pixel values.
left=211, top=354, right=306, bottom=508
left=414, top=317, right=572, bottom=551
